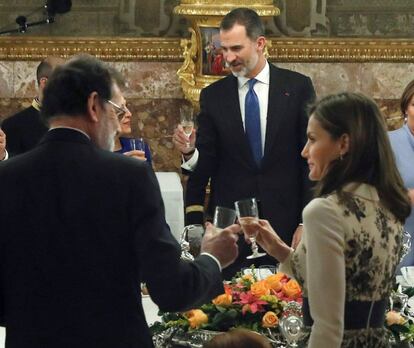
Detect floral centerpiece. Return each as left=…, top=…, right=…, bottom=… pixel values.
left=150, top=269, right=302, bottom=345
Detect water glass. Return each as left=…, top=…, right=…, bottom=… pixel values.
left=213, top=206, right=237, bottom=233
left=129, top=137, right=145, bottom=151
left=258, top=265, right=277, bottom=280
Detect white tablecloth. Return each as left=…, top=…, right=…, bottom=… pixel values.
left=155, top=172, right=184, bottom=242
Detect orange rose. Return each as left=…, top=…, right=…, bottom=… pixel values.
left=250, top=280, right=271, bottom=297
left=386, top=311, right=406, bottom=326
left=267, top=272, right=286, bottom=283
left=212, top=293, right=232, bottom=307
left=265, top=274, right=283, bottom=292
left=186, top=309, right=208, bottom=329
left=262, top=311, right=279, bottom=328
left=282, top=279, right=301, bottom=299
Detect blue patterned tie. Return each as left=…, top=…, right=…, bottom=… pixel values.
left=245, top=78, right=262, bottom=166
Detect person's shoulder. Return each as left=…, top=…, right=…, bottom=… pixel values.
left=2, top=106, right=38, bottom=128
left=202, top=74, right=235, bottom=94
left=303, top=194, right=340, bottom=219
left=388, top=126, right=405, bottom=139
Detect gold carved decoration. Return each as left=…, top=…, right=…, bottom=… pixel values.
left=0, top=37, right=182, bottom=61
left=174, top=1, right=279, bottom=107
left=268, top=38, right=414, bottom=62
left=1, top=37, right=414, bottom=64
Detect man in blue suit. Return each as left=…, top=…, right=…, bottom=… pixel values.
left=175, top=8, right=315, bottom=279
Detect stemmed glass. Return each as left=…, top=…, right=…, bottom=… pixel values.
left=213, top=206, right=237, bottom=233
left=234, top=198, right=266, bottom=259
left=179, top=103, right=194, bottom=148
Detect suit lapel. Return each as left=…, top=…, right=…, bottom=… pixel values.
left=263, top=64, right=289, bottom=163
left=220, top=76, right=257, bottom=168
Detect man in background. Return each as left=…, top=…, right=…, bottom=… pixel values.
left=174, top=8, right=315, bottom=279
left=0, top=55, right=239, bottom=348
left=1, top=56, right=65, bottom=157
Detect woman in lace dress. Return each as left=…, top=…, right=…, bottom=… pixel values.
left=254, top=93, right=411, bottom=348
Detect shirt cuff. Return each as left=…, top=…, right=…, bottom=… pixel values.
left=200, top=252, right=222, bottom=272
left=181, top=148, right=199, bottom=171
left=1, top=149, right=8, bottom=161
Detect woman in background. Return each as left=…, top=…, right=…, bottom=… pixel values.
left=108, top=95, right=152, bottom=165
left=253, top=93, right=411, bottom=347
left=389, top=80, right=414, bottom=269
left=108, top=67, right=152, bottom=164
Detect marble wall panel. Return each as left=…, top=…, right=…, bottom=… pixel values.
left=113, top=62, right=183, bottom=99
left=0, top=62, right=14, bottom=98
left=0, top=60, right=410, bottom=173
left=13, top=61, right=39, bottom=98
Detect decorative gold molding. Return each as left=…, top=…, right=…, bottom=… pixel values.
left=174, top=5, right=279, bottom=17
left=0, top=37, right=182, bottom=62
left=1, top=37, right=414, bottom=62
left=268, top=38, right=414, bottom=63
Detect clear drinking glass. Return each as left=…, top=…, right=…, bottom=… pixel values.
left=179, top=103, right=194, bottom=147
left=129, top=137, right=145, bottom=151
left=234, top=198, right=266, bottom=259
left=213, top=206, right=237, bottom=233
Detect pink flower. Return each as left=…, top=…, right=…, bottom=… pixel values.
left=236, top=291, right=268, bottom=314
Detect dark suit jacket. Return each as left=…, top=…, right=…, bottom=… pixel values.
left=185, top=63, right=315, bottom=278
left=0, top=128, right=223, bottom=348
left=1, top=105, right=48, bottom=157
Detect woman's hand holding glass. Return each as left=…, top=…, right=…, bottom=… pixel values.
left=123, top=138, right=146, bottom=161
left=234, top=198, right=266, bottom=259
left=254, top=219, right=293, bottom=263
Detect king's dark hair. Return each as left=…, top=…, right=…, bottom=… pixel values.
left=220, top=7, right=265, bottom=40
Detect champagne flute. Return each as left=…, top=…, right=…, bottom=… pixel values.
left=235, top=198, right=266, bottom=259
left=213, top=206, right=237, bottom=233
left=179, top=104, right=194, bottom=147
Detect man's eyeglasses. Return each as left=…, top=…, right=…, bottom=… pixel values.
left=106, top=100, right=129, bottom=121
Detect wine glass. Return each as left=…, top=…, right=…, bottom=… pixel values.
left=179, top=103, right=194, bottom=147
left=234, top=198, right=266, bottom=259
left=213, top=206, right=237, bottom=233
